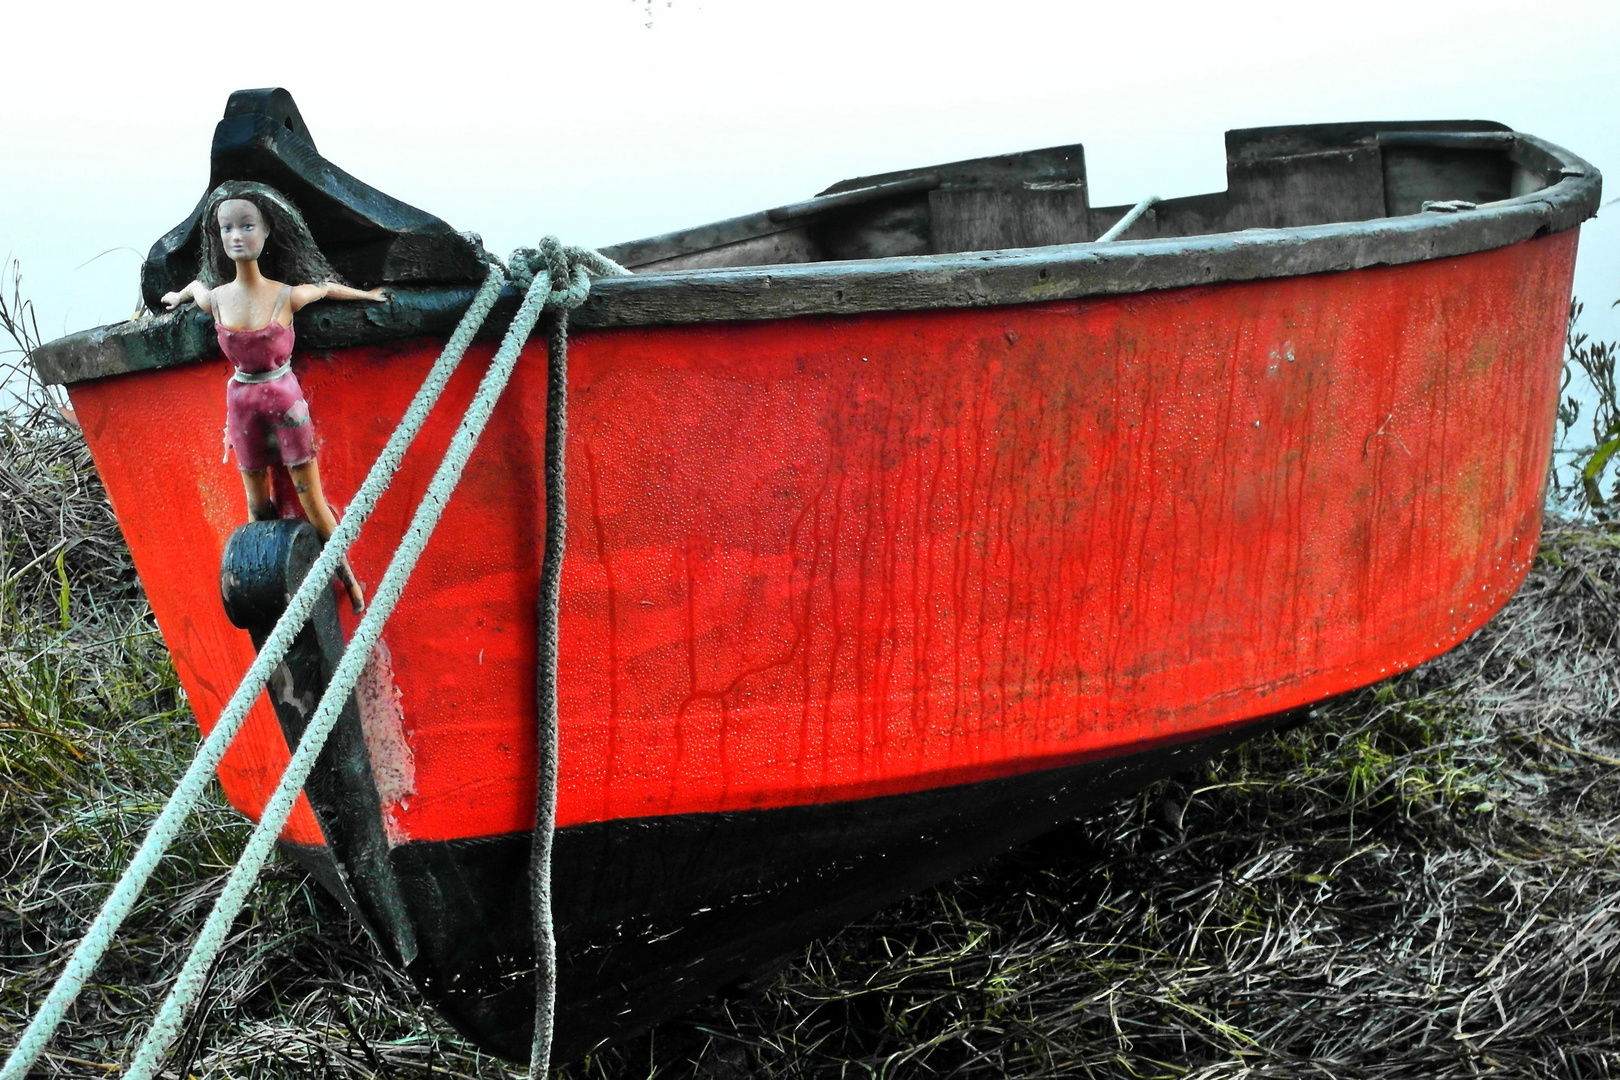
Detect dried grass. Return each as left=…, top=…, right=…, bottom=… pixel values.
left=3, top=275, right=1619, bottom=1076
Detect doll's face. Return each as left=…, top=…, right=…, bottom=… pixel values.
left=217, top=199, right=268, bottom=263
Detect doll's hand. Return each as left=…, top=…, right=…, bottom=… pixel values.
left=160, top=291, right=184, bottom=309
left=365, top=287, right=388, bottom=302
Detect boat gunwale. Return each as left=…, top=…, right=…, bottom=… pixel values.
left=32, top=130, right=1601, bottom=388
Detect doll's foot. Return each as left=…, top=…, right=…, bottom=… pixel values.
left=337, top=560, right=366, bottom=615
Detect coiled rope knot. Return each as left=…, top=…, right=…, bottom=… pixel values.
left=506, top=237, right=629, bottom=309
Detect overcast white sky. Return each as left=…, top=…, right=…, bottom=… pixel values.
left=3, top=0, right=1617, bottom=364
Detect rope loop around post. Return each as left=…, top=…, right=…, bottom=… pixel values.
left=507, top=238, right=625, bottom=310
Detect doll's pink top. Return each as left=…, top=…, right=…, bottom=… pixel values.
left=216, top=286, right=295, bottom=375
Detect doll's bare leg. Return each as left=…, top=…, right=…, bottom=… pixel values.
left=287, top=458, right=366, bottom=614
left=240, top=469, right=278, bottom=521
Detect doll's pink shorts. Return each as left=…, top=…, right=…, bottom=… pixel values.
left=225, top=373, right=316, bottom=472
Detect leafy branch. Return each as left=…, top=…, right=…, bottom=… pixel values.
left=1551, top=298, right=1620, bottom=519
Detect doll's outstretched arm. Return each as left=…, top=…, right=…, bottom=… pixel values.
left=160, top=281, right=213, bottom=314
left=289, top=281, right=388, bottom=311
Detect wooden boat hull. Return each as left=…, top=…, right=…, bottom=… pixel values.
left=35, top=92, right=1598, bottom=1058
left=63, top=233, right=1576, bottom=1055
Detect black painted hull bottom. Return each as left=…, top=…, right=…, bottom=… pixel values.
left=282, top=716, right=1294, bottom=1062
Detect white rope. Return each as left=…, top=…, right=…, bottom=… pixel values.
left=1096, top=195, right=1161, bottom=242
left=529, top=307, right=567, bottom=1079
left=121, top=243, right=624, bottom=1079
left=509, top=240, right=629, bottom=1079
left=0, top=264, right=505, bottom=1080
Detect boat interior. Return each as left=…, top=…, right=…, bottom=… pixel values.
left=26, top=91, right=1585, bottom=391
left=601, top=121, right=1572, bottom=273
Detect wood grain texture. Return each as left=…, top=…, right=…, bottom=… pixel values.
left=928, top=185, right=1091, bottom=252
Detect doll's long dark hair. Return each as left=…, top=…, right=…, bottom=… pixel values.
left=196, top=181, right=348, bottom=288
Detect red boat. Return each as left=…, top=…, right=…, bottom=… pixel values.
left=33, top=90, right=1600, bottom=1059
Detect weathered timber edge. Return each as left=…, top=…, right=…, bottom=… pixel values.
left=34, top=133, right=1600, bottom=387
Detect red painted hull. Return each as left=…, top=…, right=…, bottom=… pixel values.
left=69, top=233, right=1575, bottom=849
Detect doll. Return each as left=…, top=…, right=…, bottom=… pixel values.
left=162, top=180, right=382, bottom=614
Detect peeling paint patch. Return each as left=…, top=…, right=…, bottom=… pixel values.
left=356, top=640, right=416, bottom=845
left=269, top=662, right=315, bottom=720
